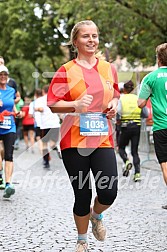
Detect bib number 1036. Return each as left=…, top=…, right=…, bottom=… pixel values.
left=80, top=113, right=108, bottom=136
left=85, top=120, right=104, bottom=129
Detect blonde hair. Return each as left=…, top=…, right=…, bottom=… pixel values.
left=95, top=51, right=105, bottom=60
left=69, top=20, right=99, bottom=50
left=156, top=43, right=167, bottom=66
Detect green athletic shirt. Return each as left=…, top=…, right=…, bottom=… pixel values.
left=139, top=67, right=167, bottom=131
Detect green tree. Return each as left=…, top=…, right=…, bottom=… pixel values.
left=53, top=0, right=167, bottom=65
left=0, top=0, right=167, bottom=95
left=0, top=0, right=66, bottom=94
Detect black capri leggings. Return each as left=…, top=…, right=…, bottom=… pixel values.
left=62, top=148, right=118, bottom=216
left=0, top=132, right=16, bottom=161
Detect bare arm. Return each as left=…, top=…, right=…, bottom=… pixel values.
left=106, top=97, right=119, bottom=119
left=49, top=100, right=76, bottom=113
left=137, top=98, right=147, bottom=108
left=34, top=107, right=44, bottom=112
left=29, top=113, right=33, bottom=118
left=13, top=105, right=23, bottom=118
left=14, top=91, right=21, bottom=104
left=49, top=94, right=93, bottom=113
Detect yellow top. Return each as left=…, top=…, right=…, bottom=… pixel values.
left=120, top=94, right=141, bottom=124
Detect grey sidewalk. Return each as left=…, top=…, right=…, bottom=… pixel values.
left=0, top=141, right=166, bottom=252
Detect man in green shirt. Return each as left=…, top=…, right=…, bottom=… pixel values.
left=138, top=43, right=167, bottom=210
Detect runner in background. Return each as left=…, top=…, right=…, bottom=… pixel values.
left=21, top=97, right=35, bottom=152
left=29, top=88, right=43, bottom=153
left=138, top=43, right=167, bottom=210
left=0, top=65, right=17, bottom=198
left=0, top=56, right=20, bottom=104
left=35, top=85, right=61, bottom=168
left=14, top=97, right=24, bottom=150
left=117, top=80, right=142, bottom=182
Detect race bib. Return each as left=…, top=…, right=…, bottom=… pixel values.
left=80, top=113, right=108, bottom=136
left=0, top=116, right=12, bottom=129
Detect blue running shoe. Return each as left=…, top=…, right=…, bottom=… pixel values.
left=3, top=184, right=15, bottom=198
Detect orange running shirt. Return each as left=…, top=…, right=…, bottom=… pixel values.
left=47, top=59, right=119, bottom=150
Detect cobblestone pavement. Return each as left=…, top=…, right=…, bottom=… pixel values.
left=0, top=141, right=166, bottom=252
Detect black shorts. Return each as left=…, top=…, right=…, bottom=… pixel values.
left=35, top=127, right=41, bottom=137
left=0, top=132, right=16, bottom=161
left=153, top=129, right=167, bottom=163
left=23, top=125, right=34, bottom=132
left=40, top=128, right=60, bottom=143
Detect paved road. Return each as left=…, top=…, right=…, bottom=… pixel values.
left=0, top=141, right=166, bottom=252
